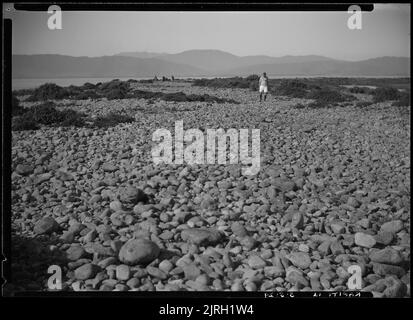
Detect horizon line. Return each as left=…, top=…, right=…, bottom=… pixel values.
left=11, top=50, right=411, bottom=62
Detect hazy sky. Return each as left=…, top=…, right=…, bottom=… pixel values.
left=4, top=3, right=410, bottom=60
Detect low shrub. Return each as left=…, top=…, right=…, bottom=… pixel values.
left=249, top=81, right=258, bottom=91
left=93, top=113, right=134, bottom=128
left=12, top=102, right=87, bottom=130
left=12, top=94, right=26, bottom=116
left=163, top=92, right=189, bottom=102
left=59, top=109, right=86, bottom=127
left=139, top=79, right=153, bottom=84
left=355, top=101, right=373, bottom=108
left=306, top=88, right=347, bottom=103
left=105, top=88, right=128, bottom=100
left=349, top=86, right=372, bottom=94
left=306, top=101, right=326, bottom=109
left=192, top=75, right=259, bottom=91
left=372, top=87, right=400, bottom=103
left=12, top=113, right=39, bottom=131
left=293, top=103, right=307, bottom=109
left=12, top=88, right=34, bottom=96
left=72, top=90, right=101, bottom=100
left=276, top=79, right=309, bottom=98
left=392, top=92, right=411, bottom=107
left=30, top=102, right=65, bottom=125
left=131, top=90, right=237, bottom=104
left=26, top=83, right=70, bottom=101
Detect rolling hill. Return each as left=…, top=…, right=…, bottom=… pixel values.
left=12, top=50, right=410, bottom=78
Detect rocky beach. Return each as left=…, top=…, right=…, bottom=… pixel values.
left=7, top=79, right=410, bottom=297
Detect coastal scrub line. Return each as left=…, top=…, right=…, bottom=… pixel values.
left=152, top=120, right=260, bottom=176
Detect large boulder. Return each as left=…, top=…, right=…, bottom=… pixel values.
left=118, top=185, right=147, bottom=204
left=181, top=228, right=224, bottom=246
left=33, top=217, right=59, bottom=235
left=118, top=238, right=160, bottom=265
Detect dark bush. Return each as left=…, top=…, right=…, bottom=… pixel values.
left=139, top=79, right=153, bottom=84
left=72, top=90, right=101, bottom=100
left=30, top=102, right=65, bottom=125
left=14, top=102, right=86, bottom=129
left=98, top=79, right=123, bottom=91
left=105, top=88, right=128, bottom=100
left=306, top=88, right=347, bottom=103
left=306, top=101, right=325, bottom=109
left=93, top=113, right=134, bottom=128
left=82, top=82, right=97, bottom=89
left=355, top=101, right=373, bottom=108
left=349, top=86, right=372, bottom=94
left=246, top=74, right=259, bottom=82
left=276, top=80, right=309, bottom=98
left=12, top=94, right=26, bottom=116
left=192, top=75, right=259, bottom=91
left=26, top=83, right=70, bottom=101
left=131, top=89, right=237, bottom=104
left=293, top=103, right=307, bottom=109
left=249, top=81, right=259, bottom=91
left=59, top=109, right=86, bottom=127
left=12, top=113, right=39, bottom=131
left=164, top=92, right=189, bottom=102
left=12, top=88, right=34, bottom=96
left=372, top=87, right=400, bottom=103
left=392, top=92, right=410, bottom=107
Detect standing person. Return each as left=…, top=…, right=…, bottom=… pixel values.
left=259, top=72, right=269, bottom=102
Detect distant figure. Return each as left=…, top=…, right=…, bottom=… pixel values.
left=259, top=72, right=269, bottom=102
left=171, top=75, right=175, bottom=82
left=154, top=75, right=158, bottom=81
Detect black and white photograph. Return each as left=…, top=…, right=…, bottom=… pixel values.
left=2, top=2, right=411, bottom=305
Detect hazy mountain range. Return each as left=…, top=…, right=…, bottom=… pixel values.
left=13, top=49, right=410, bottom=78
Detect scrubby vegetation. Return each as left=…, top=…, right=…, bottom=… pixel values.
left=12, top=94, right=26, bottom=116
left=276, top=80, right=353, bottom=108
left=12, top=88, right=34, bottom=96
left=26, top=83, right=71, bottom=101
left=392, top=92, right=411, bottom=107
left=93, top=113, right=135, bottom=128
left=372, top=87, right=400, bottom=103
left=292, top=103, right=307, bottom=109
left=370, top=87, right=411, bottom=109
left=11, top=99, right=136, bottom=131
left=130, top=90, right=238, bottom=104
left=306, top=88, right=349, bottom=103
left=275, top=79, right=311, bottom=98
left=192, top=76, right=356, bottom=108
left=348, top=86, right=374, bottom=94
left=12, top=102, right=85, bottom=131
left=355, top=101, right=373, bottom=108
left=193, top=75, right=259, bottom=90
left=19, top=102, right=86, bottom=126
left=19, top=79, right=236, bottom=103
left=12, top=113, right=40, bottom=131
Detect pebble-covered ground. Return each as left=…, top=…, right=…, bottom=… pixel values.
left=8, top=81, right=410, bottom=296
